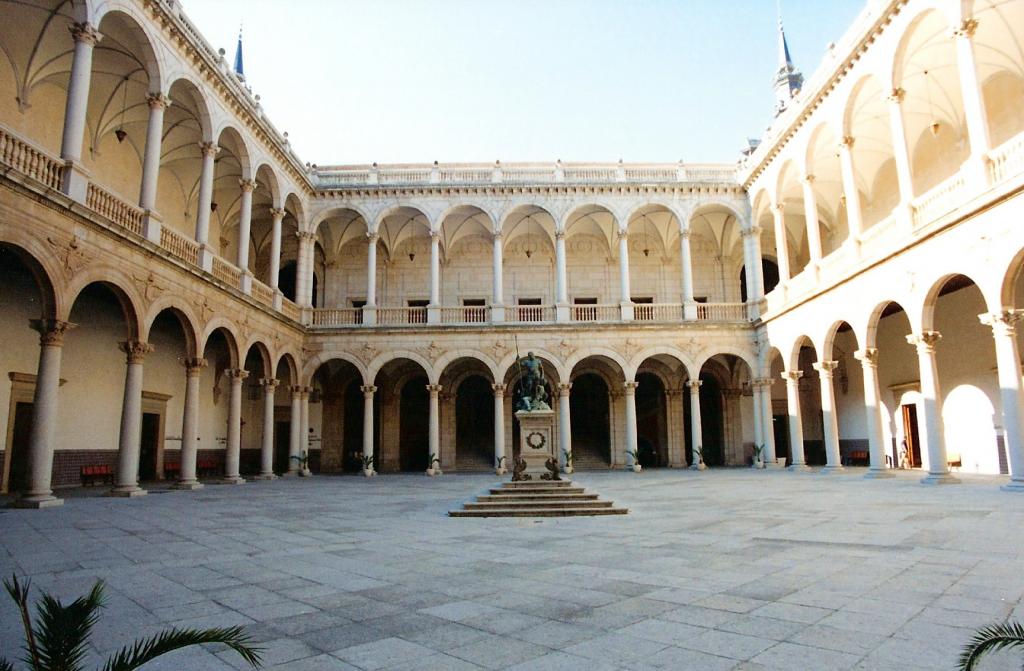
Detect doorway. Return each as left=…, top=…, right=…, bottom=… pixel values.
left=139, top=413, right=160, bottom=480
left=456, top=376, right=493, bottom=470
left=4, top=401, right=33, bottom=494
left=274, top=420, right=291, bottom=473
left=399, top=377, right=429, bottom=471
left=901, top=404, right=922, bottom=468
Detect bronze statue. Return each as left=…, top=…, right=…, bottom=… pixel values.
left=541, top=457, right=561, bottom=481
left=515, top=351, right=550, bottom=411
left=511, top=456, right=531, bottom=481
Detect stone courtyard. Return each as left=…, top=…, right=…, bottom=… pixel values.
left=1, top=471, right=1022, bottom=671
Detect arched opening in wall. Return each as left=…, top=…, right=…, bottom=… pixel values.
left=145, top=308, right=196, bottom=482
left=440, top=205, right=495, bottom=311
left=0, top=244, right=55, bottom=495
left=928, top=274, right=1002, bottom=474
left=276, top=196, right=301, bottom=303
left=314, top=208, right=371, bottom=310
left=248, top=164, right=280, bottom=282
left=804, top=124, right=849, bottom=255
left=456, top=376, right=495, bottom=470
left=776, top=161, right=812, bottom=276
left=158, top=79, right=209, bottom=238
left=740, top=259, right=780, bottom=302
left=626, top=205, right=676, bottom=305
left=311, top=358, right=363, bottom=474
left=374, top=358, right=430, bottom=472
left=63, top=282, right=139, bottom=488
left=342, top=378, right=371, bottom=472
left=869, top=300, right=918, bottom=469
left=503, top=354, right=559, bottom=463
left=504, top=205, right=556, bottom=309
left=825, top=321, right=866, bottom=466
left=792, top=339, right=826, bottom=466
left=896, top=10, right=970, bottom=196
left=273, top=355, right=299, bottom=474
left=0, top=2, right=77, bottom=155
left=201, top=328, right=237, bottom=478
left=689, top=204, right=744, bottom=302
left=766, top=347, right=788, bottom=465
left=211, top=126, right=250, bottom=262
left=278, top=260, right=298, bottom=303
left=697, top=354, right=754, bottom=466
left=84, top=11, right=160, bottom=203
left=974, top=0, right=1024, bottom=147
left=635, top=373, right=667, bottom=468
left=378, top=206, right=432, bottom=311
left=240, top=343, right=270, bottom=476
left=569, top=374, right=611, bottom=469
left=844, top=77, right=901, bottom=229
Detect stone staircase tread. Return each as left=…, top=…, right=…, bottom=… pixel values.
left=488, top=488, right=588, bottom=495
left=464, top=500, right=614, bottom=509
left=480, top=493, right=597, bottom=501
left=449, top=507, right=629, bottom=517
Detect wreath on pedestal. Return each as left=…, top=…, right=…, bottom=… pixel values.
left=526, top=431, right=547, bottom=450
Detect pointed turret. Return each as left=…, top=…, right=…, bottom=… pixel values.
left=772, top=13, right=803, bottom=117
left=233, top=26, right=245, bottom=82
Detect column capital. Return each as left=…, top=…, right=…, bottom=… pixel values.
left=226, top=368, right=250, bottom=381
left=839, top=135, right=855, bottom=150
left=30, top=319, right=76, bottom=346
left=773, top=201, right=786, bottom=213
left=979, top=310, right=1024, bottom=336
left=69, top=22, right=102, bottom=46
left=182, top=357, right=207, bottom=374
left=239, top=178, right=257, bottom=193
left=907, top=331, right=941, bottom=352
left=886, top=87, right=906, bottom=104
left=686, top=378, right=703, bottom=389
left=624, top=380, right=639, bottom=392
left=752, top=377, right=774, bottom=389
left=492, top=383, right=506, bottom=396
left=854, top=347, right=879, bottom=367
left=360, top=384, right=377, bottom=396
left=802, top=173, right=816, bottom=184
left=366, top=231, right=379, bottom=243
left=665, top=387, right=683, bottom=398
left=146, top=93, right=171, bottom=110
left=813, top=360, right=839, bottom=376
left=616, top=228, right=629, bottom=241
left=269, top=207, right=286, bottom=220
left=119, top=339, right=153, bottom=364
left=679, top=227, right=691, bottom=239
left=555, top=230, right=566, bottom=241
left=290, top=384, right=305, bottom=396
left=491, top=230, right=503, bottom=241
left=296, top=230, right=317, bottom=242
left=426, top=384, right=443, bottom=394
left=429, top=230, right=441, bottom=241
left=952, top=18, right=978, bottom=39
left=558, top=382, right=572, bottom=396
left=782, top=370, right=803, bottom=382
left=741, top=225, right=762, bottom=238
left=260, top=377, right=280, bottom=389
left=198, top=141, right=220, bottom=157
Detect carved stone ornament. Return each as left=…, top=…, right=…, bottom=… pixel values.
left=490, top=339, right=508, bottom=360
left=554, top=338, right=576, bottom=360
left=678, top=336, right=701, bottom=357
left=132, top=271, right=166, bottom=302
left=355, top=341, right=378, bottom=366
left=622, top=338, right=642, bottom=359
left=46, top=235, right=91, bottom=277
left=420, top=340, right=443, bottom=363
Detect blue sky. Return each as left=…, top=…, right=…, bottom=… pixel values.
left=185, top=0, right=864, bottom=165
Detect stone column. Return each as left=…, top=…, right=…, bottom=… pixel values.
left=223, top=368, right=248, bottom=484
left=299, top=386, right=311, bottom=473
left=784, top=370, right=809, bottom=470
left=771, top=203, right=791, bottom=282
left=886, top=88, right=916, bottom=209
left=17, top=320, right=75, bottom=508
left=493, top=384, right=507, bottom=474
left=759, top=379, right=777, bottom=462
left=295, top=231, right=317, bottom=308
left=175, top=357, right=206, bottom=490
left=854, top=348, right=891, bottom=478
left=801, top=175, right=823, bottom=265
left=980, top=312, right=1024, bottom=490
left=679, top=227, right=696, bottom=319
left=741, top=226, right=763, bottom=317
left=624, top=380, right=640, bottom=470
left=269, top=207, right=285, bottom=292
left=558, top=383, right=572, bottom=472
left=555, top=230, right=569, bottom=322
left=687, top=379, right=704, bottom=469
left=361, top=384, right=377, bottom=475
left=662, top=388, right=684, bottom=467
left=236, top=179, right=256, bottom=291
left=428, top=231, right=441, bottom=323
left=837, top=136, right=864, bottom=240
left=59, top=23, right=100, bottom=201
left=139, top=93, right=169, bottom=240
left=907, top=331, right=958, bottom=484
left=194, top=141, right=219, bottom=270
left=111, top=339, right=153, bottom=497
left=286, top=386, right=302, bottom=476
left=255, top=378, right=278, bottom=479
left=491, top=232, right=505, bottom=322
left=953, top=19, right=991, bottom=185
left=751, top=379, right=764, bottom=463
left=426, top=384, right=443, bottom=475
left=364, top=231, right=379, bottom=324
left=814, top=361, right=844, bottom=471
left=617, top=229, right=633, bottom=320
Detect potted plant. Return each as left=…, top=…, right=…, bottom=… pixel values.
left=625, top=449, right=642, bottom=472
left=290, top=451, right=312, bottom=477
left=361, top=454, right=375, bottom=477
left=562, top=449, right=574, bottom=474
left=1, top=575, right=262, bottom=670
left=752, top=444, right=765, bottom=469
left=495, top=455, right=507, bottom=475
left=958, top=619, right=1024, bottom=670
left=426, top=453, right=442, bottom=476
left=691, top=446, right=706, bottom=471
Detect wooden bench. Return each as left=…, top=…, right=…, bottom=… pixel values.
left=197, top=459, right=220, bottom=477
left=80, top=464, right=113, bottom=487
left=164, top=461, right=180, bottom=479
left=842, top=450, right=869, bottom=466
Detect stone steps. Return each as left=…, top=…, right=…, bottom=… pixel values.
left=449, top=480, right=628, bottom=518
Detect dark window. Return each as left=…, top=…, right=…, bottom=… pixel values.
left=462, top=299, right=486, bottom=323
left=407, top=299, right=428, bottom=324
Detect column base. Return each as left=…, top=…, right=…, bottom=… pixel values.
left=495, top=467, right=507, bottom=476
left=362, top=305, right=377, bottom=325
left=107, top=486, right=147, bottom=497
left=490, top=305, right=505, bottom=323
left=787, top=464, right=812, bottom=472
left=220, top=476, right=246, bottom=485
left=282, top=470, right=300, bottom=478
left=173, top=480, right=204, bottom=491
left=426, top=468, right=443, bottom=476
left=141, top=210, right=162, bottom=244
left=820, top=465, right=845, bottom=474
left=240, top=271, right=253, bottom=295
left=251, top=473, right=278, bottom=481
left=61, top=160, right=90, bottom=203
left=620, top=302, right=634, bottom=321
left=920, top=472, right=960, bottom=485
left=689, top=463, right=706, bottom=471
left=299, top=469, right=313, bottom=478
left=272, top=291, right=284, bottom=311
left=197, top=245, right=214, bottom=272
left=555, top=304, right=570, bottom=323
left=362, top=468, right=376, bottom=477
left=1000, top=479, right=1024, bottom=492
left=863, top=468, right=895, bottom=479
left=12, top=494, right=64, bottom=509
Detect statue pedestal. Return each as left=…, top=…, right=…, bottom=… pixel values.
left=515, top=409, right=555, bottom=477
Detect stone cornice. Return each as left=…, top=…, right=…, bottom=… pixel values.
left=314, top=183, right=746, bottom=200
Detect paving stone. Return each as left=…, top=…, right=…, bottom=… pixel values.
left=332, top=636, right=439, bottom=670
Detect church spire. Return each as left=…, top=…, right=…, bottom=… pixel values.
left=233, top=25, right=245, bottom=81
left=772, top=7, right=803, bottom=117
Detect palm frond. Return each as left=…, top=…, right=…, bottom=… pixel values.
left=958, top=620, right=1024, bottom=670
left=0, top=657, right=16, bottom=671
left=32, top=580, right=105, bottom=671
left=4, top=574, right=39, bottom=669
left=100, top=626, right=263, bottom=671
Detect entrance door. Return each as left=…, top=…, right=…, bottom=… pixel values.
left=399, top=378, right=429, bottom=471
left=274, top=420, right=291, bottom=473
left=456, top=376, right=493, bottom=470
left=773, top=413, right=790, bottom=465
left=902, top=404, right=922, bottom=468
left=6, top=402, right=33, bottom=493
left=139, top=413, right=160, bottom=480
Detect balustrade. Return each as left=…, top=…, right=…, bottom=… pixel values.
left=695, top=303, right=747, bottom=321
left=0, top=125, right=63, bottom=190
left=85, top=183, right=143, bottom=235
left=159, top=226, right=200, bottom=266
left=911, top=173, right=967, bottom=228
left=211, top=256, right=242, bottom=287
left=250, top=279, right=275, bottom=307
left=989, top=133, right=1024, bottom=185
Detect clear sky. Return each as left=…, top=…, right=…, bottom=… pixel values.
left=184, top=0, right=864, bottom=166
